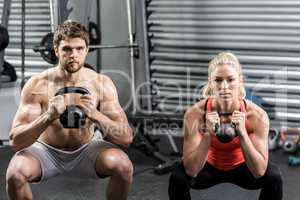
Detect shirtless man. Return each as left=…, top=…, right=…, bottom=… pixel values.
left=6, top=20, right=133, bottom=200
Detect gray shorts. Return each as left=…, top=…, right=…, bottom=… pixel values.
left=16, top=131, right=116, bottom=182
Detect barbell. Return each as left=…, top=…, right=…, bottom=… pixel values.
left=33, top=22, right=138, bottom=64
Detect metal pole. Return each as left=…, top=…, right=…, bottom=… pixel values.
left=20, top=0, right=25, bottom=88
left=34, top=43, right=138, bottom=52
left=49, top=0, right=55, bottom=32
left=90, top=44, right=138, bottom=49
left=96, top=0, right=101, bottom=73
left=141, top=0, right=152, bottom=113
left=127, top=0, right=137, bottom=114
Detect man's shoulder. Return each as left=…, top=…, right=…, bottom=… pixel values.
left=95, top=72, right=115, bottom=85
left=23, top=69, right=54, bottom=91
left=33, top=68, right=55, bottom=81
left=32, top=70, right=52, bottom=82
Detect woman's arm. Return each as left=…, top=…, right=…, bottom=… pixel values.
left=182, top=101, right=213, bottom=177
left=234, top=101, right=269, bottom=178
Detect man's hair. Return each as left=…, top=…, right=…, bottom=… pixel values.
left=53, top=20, right=90, bottom=48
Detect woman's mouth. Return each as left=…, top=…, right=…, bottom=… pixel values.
left=220, top=93, right=231, bottom=97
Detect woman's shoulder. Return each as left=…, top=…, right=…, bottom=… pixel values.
left=245, top=99, right=266, bottom=114
left=245, top=99, right=269, bottom=126
left=184, top=98, right=208, bottom=119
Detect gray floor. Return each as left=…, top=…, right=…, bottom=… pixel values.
left=0, top=145, right=299, bottom=200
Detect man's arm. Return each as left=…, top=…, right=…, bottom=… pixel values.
left=9, top=77, right=63, bottom=151
left=85, top=75, right=133, bottom=147
left=9, top=77, right=48, bottom=151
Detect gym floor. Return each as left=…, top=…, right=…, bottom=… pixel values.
left=0, top=83, right=299, bottom=200
left=0, top=144, right=299, bottom=200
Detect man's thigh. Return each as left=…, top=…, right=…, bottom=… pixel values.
left=7, top=151, right=42, bottom=183
left=71, top=139, right=119, bottom=178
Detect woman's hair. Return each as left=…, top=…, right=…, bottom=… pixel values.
left=201, top=52, right=246, bottom=99
left=53, top=20, right=90, bottom=48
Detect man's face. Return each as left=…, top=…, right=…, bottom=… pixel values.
left=55, top=37, right=88, bottom=73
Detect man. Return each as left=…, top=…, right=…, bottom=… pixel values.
left=6, top=20, right=133, bottom=200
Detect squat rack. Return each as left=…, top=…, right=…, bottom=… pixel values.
left=0, top=0, right=12, bottom=88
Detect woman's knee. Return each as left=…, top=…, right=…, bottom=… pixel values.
left=264, top=163, right=283, bottom=185
left=169, top=163, right=191, bottom=187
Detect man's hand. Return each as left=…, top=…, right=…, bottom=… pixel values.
left=47, top=95, right=66, bottom=121
left=79, top=94, right=98, bottom=122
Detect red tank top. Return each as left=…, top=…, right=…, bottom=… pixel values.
left=205, top=98, right=251, bottom=171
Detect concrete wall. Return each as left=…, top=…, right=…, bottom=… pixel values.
left=56, top=0, right=133, bottom=111
left=87, top=0, right=132, bottom=112
left=0, top=0, right=134, bottom=141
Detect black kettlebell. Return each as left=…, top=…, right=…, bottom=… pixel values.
left=215, top=123, right=238, bottom=143
left=55, top=86, right=90, bottom=128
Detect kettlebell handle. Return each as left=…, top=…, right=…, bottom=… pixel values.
left=55, top=86, right=90, bottom=96
left=54, top=86, right=90, bottom=129
left=218, top=112, right=232, bottom=116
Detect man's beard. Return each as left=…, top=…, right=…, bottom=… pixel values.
left=64, top=62, right=82, bottom=73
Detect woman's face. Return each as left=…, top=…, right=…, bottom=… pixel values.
left=209, top=64, right=242, bottom=101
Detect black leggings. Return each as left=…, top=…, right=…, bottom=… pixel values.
left=168, top=162, right=282, bottom=200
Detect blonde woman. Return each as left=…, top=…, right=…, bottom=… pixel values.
left=168, top=52, right=282, bottom=200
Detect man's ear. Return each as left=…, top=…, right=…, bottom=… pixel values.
left=54, top=46, right=58, bottom=57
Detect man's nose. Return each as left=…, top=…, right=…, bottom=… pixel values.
left=70, top=49, right=78, bottom=57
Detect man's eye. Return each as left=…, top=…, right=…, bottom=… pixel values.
left=62, top=47, right=72, bottom=52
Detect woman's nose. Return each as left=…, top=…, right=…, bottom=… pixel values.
left=221, top=80, right=229, bottom=89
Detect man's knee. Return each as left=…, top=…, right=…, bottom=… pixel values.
left=6, top=153, right=41, bottom=186
left=6, top=168, right=27, bottom=188
left=113, top=158, right=133, bottom=181
left=101, top=149, right=133, bottom=181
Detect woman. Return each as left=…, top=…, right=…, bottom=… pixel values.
left=168, top=52, right=282, bottom=200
